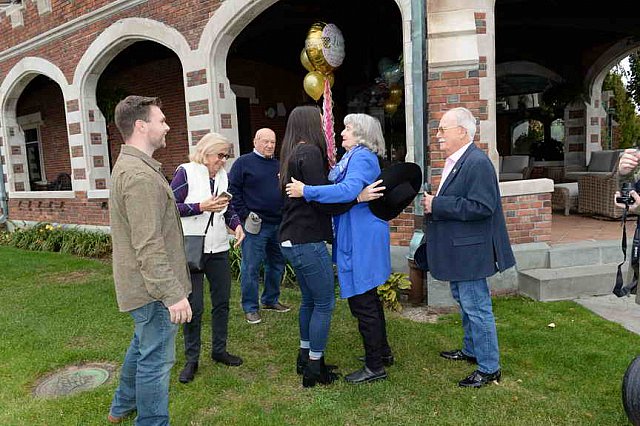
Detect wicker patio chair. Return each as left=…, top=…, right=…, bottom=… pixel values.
left=552, top=182, right=578, bottom=216
left=577, top=172, right=624, bottom=219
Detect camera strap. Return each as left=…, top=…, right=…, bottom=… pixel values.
left=613, top=206, right=639, bottom=297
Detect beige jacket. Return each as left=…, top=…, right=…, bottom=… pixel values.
left=109, top=145, right=191, bottom=312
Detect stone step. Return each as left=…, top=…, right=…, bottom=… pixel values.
left=518, top=263, right=625, bottom=301
left=547, top=240, right=625, bottom=268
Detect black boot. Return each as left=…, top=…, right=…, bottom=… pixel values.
left=302, top=357, right=339, bottom=388
left=296, top=348, right=309, bottom=375
left=297, top=349, right=338, bottom=375
left=178, top=361, right=198, bottom=384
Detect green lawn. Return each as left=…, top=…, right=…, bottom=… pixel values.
left=0, top=245, right=637, bottom=425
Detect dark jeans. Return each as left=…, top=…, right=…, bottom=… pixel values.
left=183, top=252, right=231, bottom=362
left=348, top=287, right=392, bottom=371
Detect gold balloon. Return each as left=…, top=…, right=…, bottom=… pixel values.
left=384, top=101, right=398, bottom=116
left=389, top=86, right=403, bottom=103
left=300, top=47, right=315, bottom=72
left=303, top=71, right=325, bottom=101
left=305, top=22, right=345, bottom=75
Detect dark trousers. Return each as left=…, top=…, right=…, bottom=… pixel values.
left=183, top=252, right=231, bottom=362
left=347, top=287, right=391, bottom=371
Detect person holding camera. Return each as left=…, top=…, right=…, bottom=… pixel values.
left=617, top=148, right=640, bottom=203
left=615, top=149, right=640, bottom=298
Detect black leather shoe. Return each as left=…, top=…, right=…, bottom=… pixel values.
left=344, top=366, right=387, bottom=384
left=178, top=362, right=198, bottom=383
left=458, top=369, right=501, bottom=388
left=212, top=351, right=243, bottom=367
left=357, top=354, right=395, bottom=367
left=440, top=349, right=477, bottom=364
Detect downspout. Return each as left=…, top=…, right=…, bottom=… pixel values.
left=408, top=0, right=428, bottom=252
left=0, top=159, right=7, bottom=224
left=406, top=0, right=429, bottom=304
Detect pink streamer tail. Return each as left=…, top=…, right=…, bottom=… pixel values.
left=322, top=78, right=336, bottom=168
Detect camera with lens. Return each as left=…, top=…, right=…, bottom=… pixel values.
left=617, top=182, right=636, bottom=206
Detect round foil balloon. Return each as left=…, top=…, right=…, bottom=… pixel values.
left=377, top=57, right=393, bottom=76
left=300, top=48, right=315, bottom=72
left=384, top=63, right=403, bottom=85
left=303, top=71, right=325, bottom=101
left=305, top=22, right=345, bottom=75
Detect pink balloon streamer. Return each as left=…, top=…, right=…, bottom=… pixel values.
left=322, top=78, right=336, bottom=167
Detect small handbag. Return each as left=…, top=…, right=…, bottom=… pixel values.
left=184, top=213, right=213, bottom=273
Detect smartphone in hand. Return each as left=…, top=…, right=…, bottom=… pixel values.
left=218, top=190, right=233, bottom=200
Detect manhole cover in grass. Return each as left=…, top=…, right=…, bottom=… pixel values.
left=33, top=363, right=115, bottom=398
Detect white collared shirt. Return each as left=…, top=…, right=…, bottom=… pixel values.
left=436, top=142, right=472, bottom=195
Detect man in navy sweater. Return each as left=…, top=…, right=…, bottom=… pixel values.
left=229, top=128, right=288, bottom=324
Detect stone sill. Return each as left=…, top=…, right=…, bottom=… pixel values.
left=499, top=178, right=554, bottom=197
left=87, top=190, right=109, bottom=199
left=9, top=191, right=75, bottom=199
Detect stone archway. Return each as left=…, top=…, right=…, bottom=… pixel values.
left=73, top=17, right=192, bottom=190
left=0, top=58, right=70, bottom=193
left=199, top=0, right=417, bottom=163
left=581, top=38, right=640, bottom=161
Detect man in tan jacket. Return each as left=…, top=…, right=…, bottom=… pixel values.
left=107, top=95, right=192, bottom=425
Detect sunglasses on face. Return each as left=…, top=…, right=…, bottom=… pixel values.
left=216, top=153, right=230, bottom=160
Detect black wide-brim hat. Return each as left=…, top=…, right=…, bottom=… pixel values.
left=369, top=162, right=422, bottom=221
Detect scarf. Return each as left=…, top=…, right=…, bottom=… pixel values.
left=328, top=145, right=365, bottom=183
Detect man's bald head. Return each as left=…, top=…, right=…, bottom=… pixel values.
left=254, top=128, right=276, bottom=158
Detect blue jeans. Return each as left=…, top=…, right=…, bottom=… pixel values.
left=240, top=222, right=285, bottom=313
left=110, top=301, right=178, bottom=426
left=281, top=242, right=335, bottom=353
left=450, top=279, right=500, bottom=374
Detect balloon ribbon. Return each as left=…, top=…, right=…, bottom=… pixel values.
left=322, top=78, right=336, bottom=167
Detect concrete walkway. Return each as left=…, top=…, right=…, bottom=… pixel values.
left=576, top=294, right=640, bottom=335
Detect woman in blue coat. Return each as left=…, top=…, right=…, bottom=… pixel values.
left=287, top=113, right=392, bottom=384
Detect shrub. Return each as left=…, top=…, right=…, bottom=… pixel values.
left=377, top=272, right=411, bottom=312
left=0, top=222, right=111, bottom=258
left=228, top=239, right=297, bottom=286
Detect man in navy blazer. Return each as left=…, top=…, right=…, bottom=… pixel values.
left=422, top=107, right=515, bottom=388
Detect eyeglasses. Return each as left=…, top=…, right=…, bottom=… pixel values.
left=217, top=153, right=230, bottom=160
left=437, top=125, right=461, bottom=133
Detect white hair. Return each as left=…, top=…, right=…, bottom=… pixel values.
left=344, top=113, right=385, bottom=156
left=448, top=107, right=477, bottom=143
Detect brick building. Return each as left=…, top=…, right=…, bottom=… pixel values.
left=0, top=0, right=637, bottom=248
